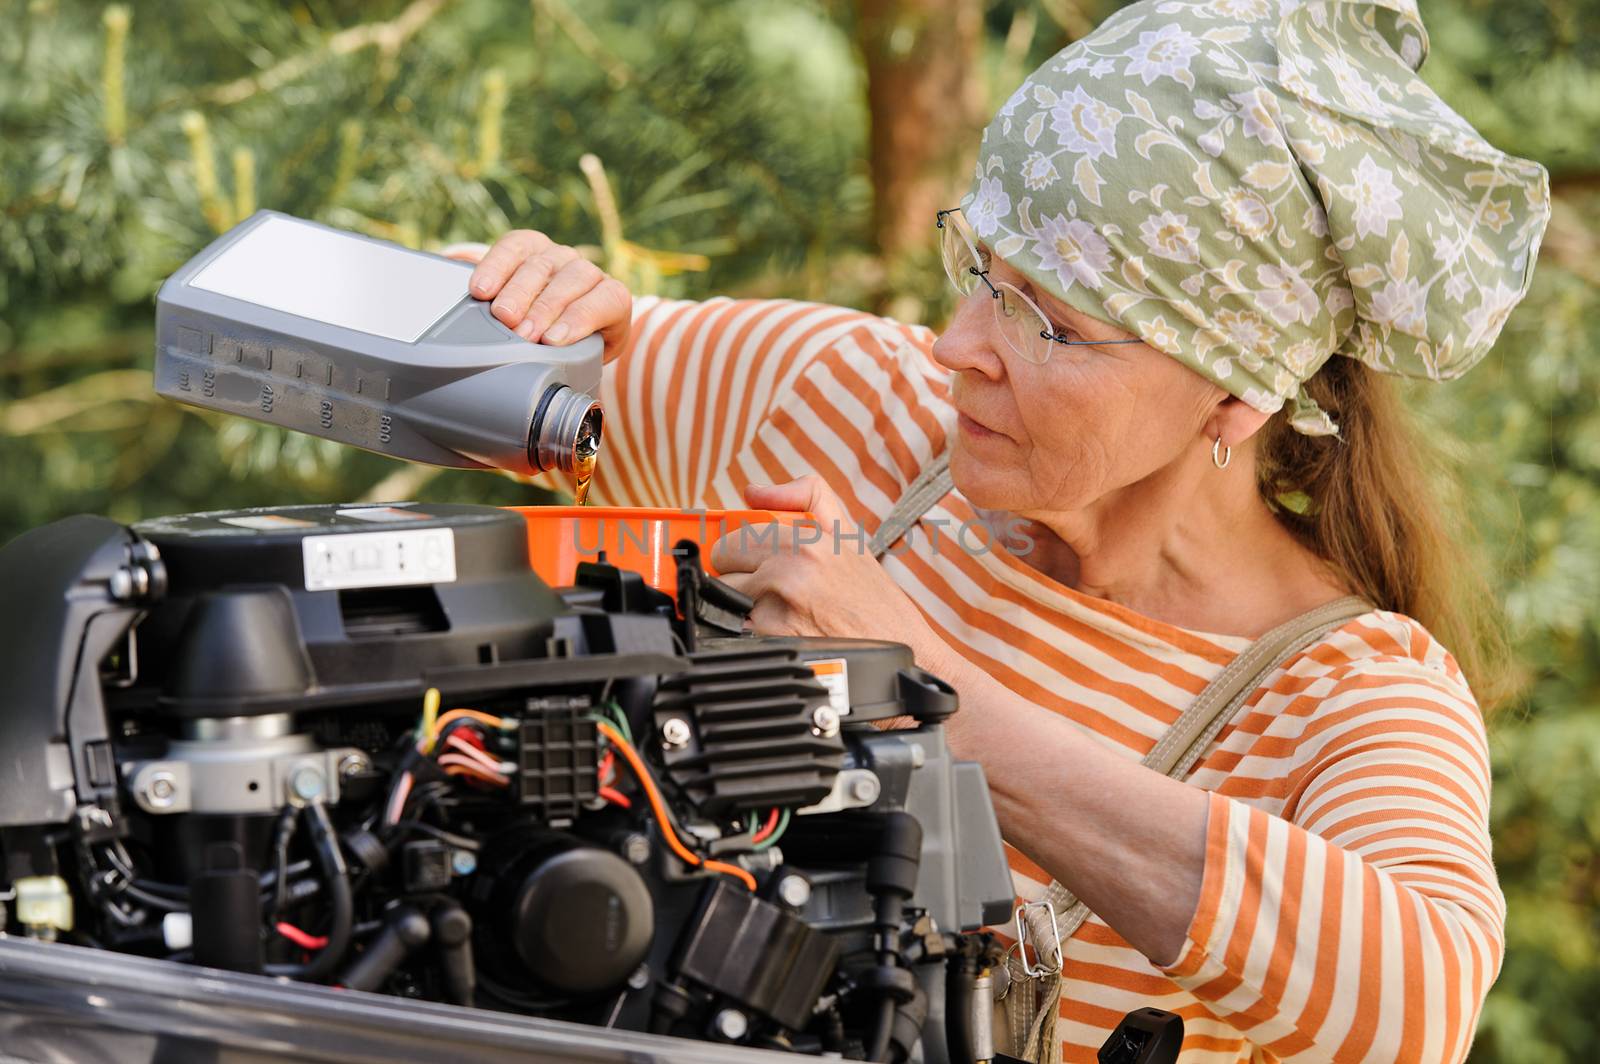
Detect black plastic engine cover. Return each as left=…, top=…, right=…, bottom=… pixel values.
left=126, top=503, right=569, bottom=715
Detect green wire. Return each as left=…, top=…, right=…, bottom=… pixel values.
left=751, top=808, right=790, bottom=851
left=603, top=700, right=634, bottom=745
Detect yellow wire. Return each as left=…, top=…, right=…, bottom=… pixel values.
left=419, top=687, right=441, bottom=751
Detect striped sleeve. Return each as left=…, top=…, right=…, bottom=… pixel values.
left=590, top=296, right=943, bottom=512
left=1160, top=647, right=1504, bottom=1064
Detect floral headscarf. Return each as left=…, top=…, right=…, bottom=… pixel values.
left=962, top=0, right=1550, bottom=435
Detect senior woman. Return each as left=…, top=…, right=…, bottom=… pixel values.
left=456, top=0, right=1547, bottom=1059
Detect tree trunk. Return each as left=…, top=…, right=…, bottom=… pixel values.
left=858, top=0, right=985, bottom=265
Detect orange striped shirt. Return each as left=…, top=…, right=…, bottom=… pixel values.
left=589, top=296, right=1503, bottom=1063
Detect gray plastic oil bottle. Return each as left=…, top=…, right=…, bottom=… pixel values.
left=153, top=210, right=603, bottom=483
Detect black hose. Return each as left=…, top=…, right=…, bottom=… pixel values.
left=122, top=860, right=314, bottom=905
left=264, top=802, right=352, bottom=983
left=268, top=805, right=298, bottom=919
left=119, top=882, right=189, bottom=913
left=946, top=956, right=978, bottom=1064
left=866, top=997, right=897, bottom=1063
left=863, top=813, right=923, bottom=1063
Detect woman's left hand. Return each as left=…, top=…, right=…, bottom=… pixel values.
left=709, top=477, right=941, bottom=654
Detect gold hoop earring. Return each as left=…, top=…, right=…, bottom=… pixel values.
left=1212, top=435, right=1231, bottom=470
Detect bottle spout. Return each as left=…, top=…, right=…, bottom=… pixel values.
left=530, top=385, right=603, bottom=503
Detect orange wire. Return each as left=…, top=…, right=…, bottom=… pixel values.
left=438, top=754, right=510, bottom=786
left=594, top=720, right=755, bottom=891
left=421, top=709, right=508, bottom=752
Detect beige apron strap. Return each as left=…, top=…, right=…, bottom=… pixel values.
left=1009, top=593, right=1373, bottom=1062
left=869, top=452, right=953, bottom=559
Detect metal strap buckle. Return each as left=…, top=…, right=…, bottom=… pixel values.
left=1014, top=900, right=1063, bottom=978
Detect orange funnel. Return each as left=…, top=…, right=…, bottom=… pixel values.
left=507, top=506, right=808, bottom=597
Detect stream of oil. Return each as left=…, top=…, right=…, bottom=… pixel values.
left=572, top=435, right=598, bottom=506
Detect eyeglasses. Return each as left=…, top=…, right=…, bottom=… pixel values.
left=936, top=208, right=1141, bottom=365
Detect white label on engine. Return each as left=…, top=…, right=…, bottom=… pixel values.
left=301, top=528, right=456, bottom=591
left=808, top=657, right=851, bottom=716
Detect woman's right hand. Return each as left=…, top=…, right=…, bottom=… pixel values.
left=442, top=230, right=633, bottom=364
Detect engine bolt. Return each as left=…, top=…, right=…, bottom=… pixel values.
left=290, top=766, right=325, bottom=803
left=145, top=771, right=178, bottom=810
left=627, top=964, right=651, bottom=990
left=811, top=705, right=841, bottom=738
left=620, top=833, right=651, bottom=865
left=661, top=717, right=692, bottom=749
left=337, top=752, right=372, bottom=779
left=777, top=873, right=811, bottom=909
left=849, top=774, right=880, bottom=805
left=451, top=849, right=478, bottom=876
left=712, top=1008, right=749, bottom=1041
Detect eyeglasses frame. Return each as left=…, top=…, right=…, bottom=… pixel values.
left=935, top=207, right=1142, bottom=364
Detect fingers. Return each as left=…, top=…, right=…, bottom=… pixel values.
left=743, top=475, right=839, bottom=522
left=716, top=571, right=803, bottom=637
left=469, top=229, right=550, bottom=305
left=708, top=530, right=770, bottom=577
left=467, top=228, right=636, bottom=353
left=517, top=256, right=607, bottom=342
left=494, top=246, right=582, bottom=336
left=747, top=597, right=802, bottom=638
left=541, top=277, right=635, bottom=363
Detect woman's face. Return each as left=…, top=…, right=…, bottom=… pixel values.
left=930, top=251, right=1227, bottom=515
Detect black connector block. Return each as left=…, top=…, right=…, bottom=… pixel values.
left=517, top=696, right=600, bottom=821
left=675, top=879, right=840, bottom=1032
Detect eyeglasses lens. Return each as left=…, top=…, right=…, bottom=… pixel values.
left=939, top=220, right=981, bottom=296
left=937, top=210, right=1052, bottom=365
left=993, top=284, right=1052, bottom=365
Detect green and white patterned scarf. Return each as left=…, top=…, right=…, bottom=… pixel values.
left=962, top=0, right=1550, bottom=435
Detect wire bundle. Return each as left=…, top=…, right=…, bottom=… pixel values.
left=592, top=719, right=756, bottom=891
left=385, top=692, right=518, bottom=826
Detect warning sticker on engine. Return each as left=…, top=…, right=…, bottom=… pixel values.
left=219, top=514, right=317, bottom=530
left=807, top=657, right=850, bottom=716
left=336, top=506, right=434, bottom=523
left=301, top=528, right=456, bottom=591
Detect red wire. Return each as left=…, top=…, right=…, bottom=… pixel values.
left=598, top=784, right=633, bottom=808
left=276, top=921, right=328, bottom=950
left=750, top=807, right=781, bottom=843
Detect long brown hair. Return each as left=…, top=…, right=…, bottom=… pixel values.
left=1256, top=357, right=1519, bottom=709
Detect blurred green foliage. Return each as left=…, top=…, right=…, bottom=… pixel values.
left=0, top=0, right=1595, bottom=1058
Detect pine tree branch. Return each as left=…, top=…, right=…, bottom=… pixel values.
left=358, top=463, right=445, bottom=502
left=0, top=370, right=155, bottom=435
left=201, top=0, right=452, bottom=107
left=530, top=0, right=634, bottom=89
